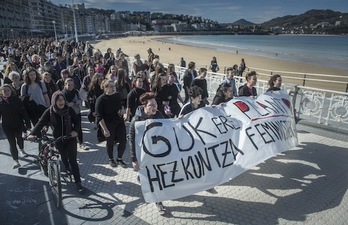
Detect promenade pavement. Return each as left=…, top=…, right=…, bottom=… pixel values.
left=0, top=110, right=347, bottom=225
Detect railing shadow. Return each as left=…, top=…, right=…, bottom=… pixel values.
left=169, top=141, right=348, bottom=224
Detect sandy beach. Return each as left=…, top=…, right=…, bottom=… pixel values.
left=93, top=36, right=347, bottom=92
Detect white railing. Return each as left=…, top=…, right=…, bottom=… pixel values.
left=126, top=57, right=348, bottom=132
left=247, top=66, right=348, bottom=93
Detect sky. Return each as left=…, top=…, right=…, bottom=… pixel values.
left=52, top=0, right=348, bottom=23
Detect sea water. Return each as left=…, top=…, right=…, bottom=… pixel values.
left=167, top=35, right=348, bottom=70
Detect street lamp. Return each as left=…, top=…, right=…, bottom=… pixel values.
left=65, top=25, right=67, bottom=37
left=72, top=0, right=78, bottom=42
left=52, top=20, right=58, bottom=43
left=10, top=29, right=13, bottom=39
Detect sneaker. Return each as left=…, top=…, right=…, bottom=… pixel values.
left=109, top=159, right=117, bottom=167
left=155, top=202, right=166, bottom=215
left=79, top=143, right=90, bottom=150
left=13, top=160, right=21, bottom=169
left=117, top=159, right=127, bottom=168
left=76, top=182, right=85, bottom=194
left=19, top=149, right=28, bottom=157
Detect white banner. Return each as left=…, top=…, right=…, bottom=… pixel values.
left=135, top=91, right=298, bottom=203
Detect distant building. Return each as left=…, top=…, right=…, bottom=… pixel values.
left=0, top=0, right=31, bottom=38
left=28, top=0, right=62, bottom=35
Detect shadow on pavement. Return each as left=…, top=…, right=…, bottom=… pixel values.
left=170, top=141, right=348, bottom=224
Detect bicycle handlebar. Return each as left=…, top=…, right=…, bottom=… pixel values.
left=26, top=132, right=71, bottom=145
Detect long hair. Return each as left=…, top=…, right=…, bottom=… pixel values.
left=89, top=73, right=103, bottom=91
left=24, top=67, right=41, bottom=85
left=116, top=68, right=126, bottom=89
left=268, top=74, right=281, bottom=87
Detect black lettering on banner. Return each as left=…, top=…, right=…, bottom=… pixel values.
left=268, top=121, right=283, bottom=140
left=193, top=155, right=203, bottom=178
left=188, top=117, right=217, bottom=145
left=197, top=150, right=212, bottom=175
left=261, top=122, right=280, bottom=140
left=245, top=127, right=258, bottom=150
left=206, top=144, right=222, bottom=167
left=144, top=138, right=247, bottom=192
left=211, top=115, right=240, bottom=134
left=181, top=157, right=195, bottom=180
left=278, top=121, right=287, bottom=140
left=166, top=161, right=184, bottom=183
left=255, top=124, right=275, bottom=144
left=146, top=165, right=162, bottom=192
left=257, top=97, right=288, bottom=114
left=229, top=139, right=244, bottom=160
left=226, top=115, right=241, bottom=130
left=173, top=126, right=194, bottom=152
left=142, top=122, right=171, bottom=158
left=157, top=163, right=175, bottom=189
left=220, top=140, right=234, bottom=168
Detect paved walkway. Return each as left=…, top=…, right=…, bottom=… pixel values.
left=0, top=112, right=347, bottom=225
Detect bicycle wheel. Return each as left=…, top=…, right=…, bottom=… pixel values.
left=48, top=162, right=62, bottom=208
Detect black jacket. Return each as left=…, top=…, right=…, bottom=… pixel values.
left=129, top=106, right=164, bottom=162
left=238, top=84, right=257, bottom=97
left=95, top=93, right=123, bottom=125
left=30, top=107, right=80, bottom=139
left=0, top=96, right=31, bottom=130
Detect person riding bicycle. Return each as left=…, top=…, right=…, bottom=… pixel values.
left=27, top=91, right=85, bottom=194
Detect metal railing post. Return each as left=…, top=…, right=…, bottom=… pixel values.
left=303, top=74, right=307, bottom=86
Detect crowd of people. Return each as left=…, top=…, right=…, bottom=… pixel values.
left=0, top=37, right=283, bottom=214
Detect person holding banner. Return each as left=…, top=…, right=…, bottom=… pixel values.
left=266, top=74, right=282, bottom=92
left=128, top=92, right=167, bottom=215
left=238, top=71, right=258, bottom=97
left=178, top=85, right=203, bottom=118
left=212, top=83, right=233, bottom=106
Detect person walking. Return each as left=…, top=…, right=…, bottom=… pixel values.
left=27, top=91, right=85, bottom=193
left=267, top=74, right=282, bottom=92
left=125, top=73, right=147, bottom=122
left=238, top=71, right=258, bottom=97
left=209, top=56, right=219, bottom=73
left=183, top=61, right=197, bottom=103
left=212, top=83, right=233, bottom=105
left=191, top=68, right=209, bottom=106
left=128, top=92, right=167, bottom=215
left=20, top=67, right=50, bottom=126
left=0, top=84, right=31, bottom=169
left=62, top=78, right=89, bottom=150
left=179, top=85, right=204, bottom=117
left=95, top=79, right=127, bottom=168
left=239, top=58, right=246, bottom=77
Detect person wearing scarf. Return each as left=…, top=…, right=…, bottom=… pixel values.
left=62, top=78, right=89, bottom=150
left=27, top=91, right=84, bottom=193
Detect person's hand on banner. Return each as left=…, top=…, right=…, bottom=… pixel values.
left=132, top=161, right=139, bottom=171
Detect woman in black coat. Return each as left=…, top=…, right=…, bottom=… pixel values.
left=95, top=79, right=127, bottom=168
left=27, top=91, right=84, bottom=193
left=0, top=84, right=31, bottom=169
left=212, top=83, right=233, bottom=105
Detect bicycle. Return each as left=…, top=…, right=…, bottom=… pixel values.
left=34, top=132, right=70, bottom=208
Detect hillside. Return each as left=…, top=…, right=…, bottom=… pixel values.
left=232, top=19, right=256, bottom=26
left=262, top=9, right=348, bottom=27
